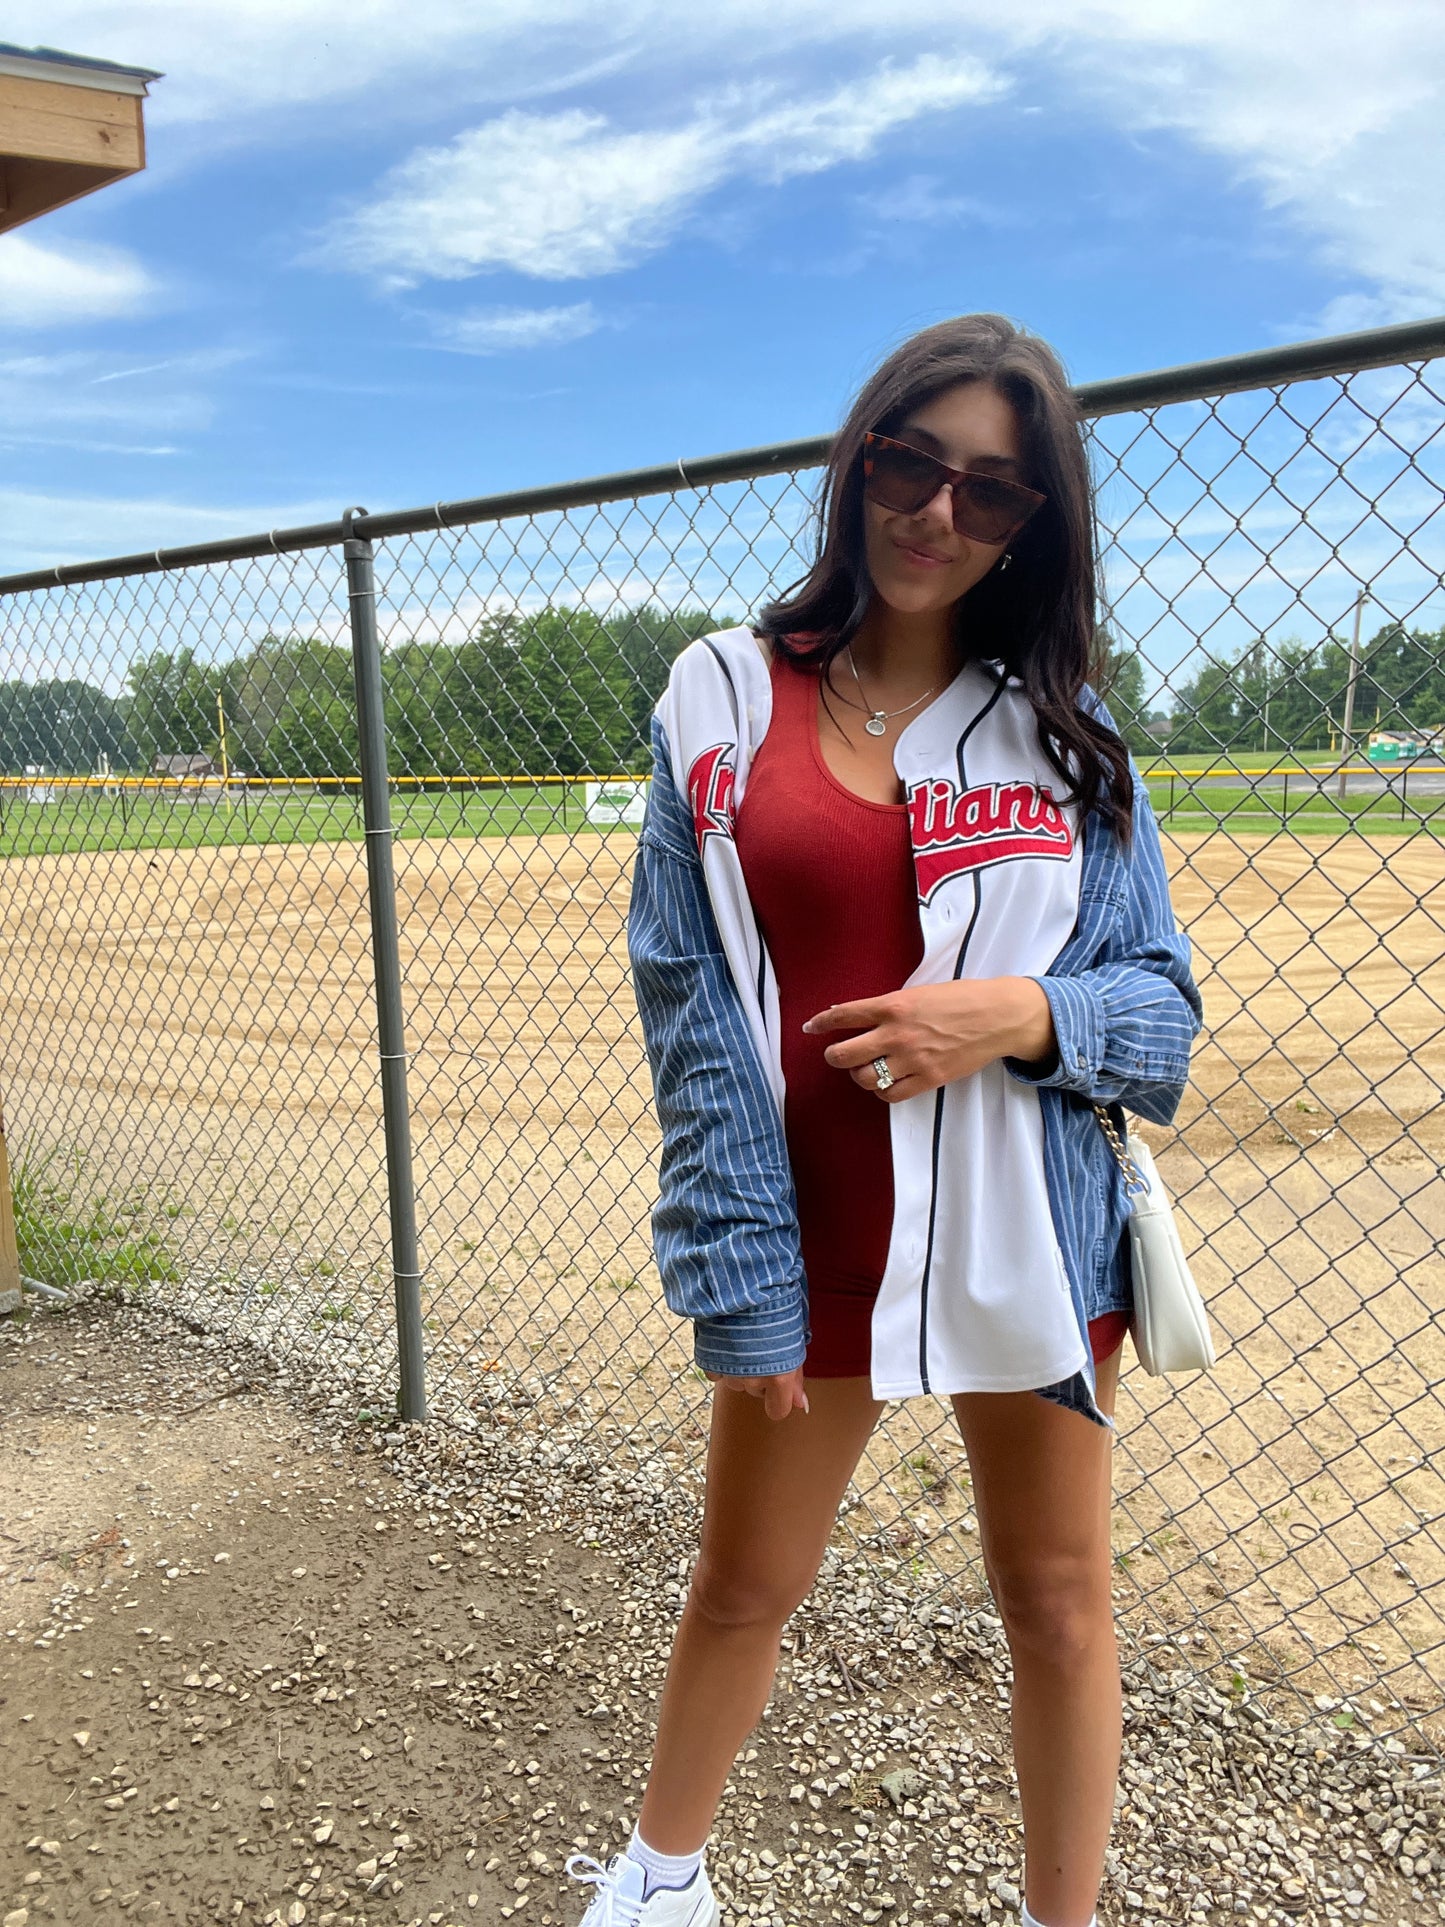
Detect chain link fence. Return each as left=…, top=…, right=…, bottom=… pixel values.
left=1, top=317, right=1442, bottom=1760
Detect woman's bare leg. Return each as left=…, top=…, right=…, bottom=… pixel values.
left=952, top=1348, right=1123, bottom=1927
left=636, top=1375, right=883, bottom=1854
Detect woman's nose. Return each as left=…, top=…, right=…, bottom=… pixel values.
left=915, top=480, right=956, bottom=532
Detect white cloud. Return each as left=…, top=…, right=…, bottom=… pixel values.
left=9, top=3, right=1445, bottom=315
left=0, top=235, right=159, bottom=328
left=1054, top=1, right=1445, bottom=314
left=3, top=1, right=942, bottom=128
left=0, top=435, right=182, bottom=457
left=0, top=345, right=255, bottom=455
left=318, top=55, right=1002, bottom=284
left=0, top=486, right=338, bottom=579
left=424, top=302, right=602, bottom=353
left=1306, top=292, right=1429, bottom=338
left=323, top=108, right=716, bottom=282
left=736, top=56, right=1006, bottom=180
left=854, top=175, right=1000, bottom=228
left=90, top=359, right=189, bottom=385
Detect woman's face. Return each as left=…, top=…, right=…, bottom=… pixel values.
left=861, top=379, right=1028, bottom=622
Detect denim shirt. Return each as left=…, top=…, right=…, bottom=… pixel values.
left=627, top=683, right=1203, bottom=1425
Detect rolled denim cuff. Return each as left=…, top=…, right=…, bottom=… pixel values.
left=1004, top=975, right=1105, bottom=1092
left=692, top=1286, right=809, bottom=1378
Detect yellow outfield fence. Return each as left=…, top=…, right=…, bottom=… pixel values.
left=2, top=760, right=1441, bottom=793
left=0, top=770, right=645, bottom=791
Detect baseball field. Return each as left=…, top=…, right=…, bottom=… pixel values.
left=2, top=818, right=1441, bottom=1734
left=1, top=767, right=1441, bottom=863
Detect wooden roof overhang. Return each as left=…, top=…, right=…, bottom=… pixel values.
left=0, top=43, right=161, bottom=233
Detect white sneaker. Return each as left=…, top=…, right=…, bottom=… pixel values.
left=565, top=1850, right=720, bottom=1926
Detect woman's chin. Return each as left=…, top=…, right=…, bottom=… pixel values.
left=873, top=574, right=964, bottom=617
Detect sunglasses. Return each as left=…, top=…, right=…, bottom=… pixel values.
left=861, top=432, right=1046, bottom=546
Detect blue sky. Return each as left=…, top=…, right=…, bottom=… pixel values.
left=2, top=1, right=1443, bottom=585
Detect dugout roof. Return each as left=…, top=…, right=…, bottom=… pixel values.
left=0, top=42, right=161, bottom=233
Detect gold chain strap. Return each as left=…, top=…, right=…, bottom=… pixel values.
left=1093, top=1103, right=1149, bottom=1197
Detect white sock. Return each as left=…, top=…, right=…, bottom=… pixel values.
left=628, top=1825, right=704, bottom=1899
left=1022, top=1906, right=1096, bottom=1927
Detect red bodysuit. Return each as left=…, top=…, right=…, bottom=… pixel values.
left=734, top=650, right=1128, bottom=1378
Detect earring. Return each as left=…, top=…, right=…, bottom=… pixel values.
left=999, top=553, right=1013, bottom=572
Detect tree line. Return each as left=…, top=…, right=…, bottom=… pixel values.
left=1163, top=623, right=1445, bottom=755
left=0, top=605, right=731, bottom=779
left=3, top=612, right=1439, bottom=778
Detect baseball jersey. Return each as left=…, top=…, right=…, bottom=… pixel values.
left=655, top=627, right=1087, bottom=1402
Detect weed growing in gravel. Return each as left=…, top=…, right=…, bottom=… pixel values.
left=12, top=1146, right=180, bottom=1293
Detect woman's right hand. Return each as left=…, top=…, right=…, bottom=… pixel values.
left=706, top=1367, right=810, bottom=1421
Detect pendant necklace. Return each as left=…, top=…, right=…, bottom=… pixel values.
left=846, top=645, right=940, bottom=736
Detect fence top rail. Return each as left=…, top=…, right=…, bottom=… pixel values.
left=3, top=312, right=1443, bottom=598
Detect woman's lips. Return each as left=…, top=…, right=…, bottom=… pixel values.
left=892, top=536, right=952, bottom=569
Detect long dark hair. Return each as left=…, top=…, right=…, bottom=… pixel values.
left=755, top=312, right=1133, bottom=840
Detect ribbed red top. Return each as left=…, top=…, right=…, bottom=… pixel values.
left=734, top=652, right=923, bottom=1371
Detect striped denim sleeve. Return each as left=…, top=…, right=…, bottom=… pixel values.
left=626, top=715, right=807, bottom=1377
left=1012, top=758, right=1204, bottom=1125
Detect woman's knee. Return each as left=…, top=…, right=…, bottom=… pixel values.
left=986, top=1555, right=1113, bottom=1668
left=687, top=1551, right=815, bottom=1632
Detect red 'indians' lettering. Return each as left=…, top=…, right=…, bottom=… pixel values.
left=687, top=743, right=736, bottom=852
left=907, top=779, right=1072, bottom=902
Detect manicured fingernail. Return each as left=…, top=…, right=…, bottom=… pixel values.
left=800, top=1394, right=811, bottom=1415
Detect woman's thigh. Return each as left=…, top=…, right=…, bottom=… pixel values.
left=692, top=1375, right=884, bottom=1626
left=949, top=1349, right=1122, bottom=1645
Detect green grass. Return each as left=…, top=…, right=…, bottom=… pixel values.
left=4, top=769, right=1442, bottom=861
left=1144, top=779, right=1444, bottom=834
left=1135, top=750, right=1445, bottom=776
left=0, top=783, right=631, bottom=860
left=1137, top=750, right=1343, bottom=775
left=12, top=1146, right=179, bottom=1294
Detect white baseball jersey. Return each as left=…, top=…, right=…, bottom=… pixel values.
left=655, top=627, right=1088, bottom=1401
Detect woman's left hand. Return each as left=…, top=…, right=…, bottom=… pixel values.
left=803, top=977, right=1057, bottom=1103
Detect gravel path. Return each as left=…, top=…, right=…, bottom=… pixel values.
left=1, top=1299, right=1440, bottom=1927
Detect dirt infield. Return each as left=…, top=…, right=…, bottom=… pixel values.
left=1, top=826, right=1441, bottom=1735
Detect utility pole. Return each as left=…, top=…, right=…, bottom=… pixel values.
left=1337, top=589, right=1366, bottom=803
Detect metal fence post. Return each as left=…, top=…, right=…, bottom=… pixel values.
left=342, top=508, right=427, bottom=1422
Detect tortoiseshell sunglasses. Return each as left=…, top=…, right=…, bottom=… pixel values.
left=862, top=432, right=1046, bottom=546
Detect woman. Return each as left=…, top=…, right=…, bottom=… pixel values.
left=567, top=313, right=1201, bottom=1927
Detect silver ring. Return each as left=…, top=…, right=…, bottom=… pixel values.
left=872, top=1056, right=895, bottom=1092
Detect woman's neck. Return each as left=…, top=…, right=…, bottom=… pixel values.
left=847, top=598, right=960, bottom=696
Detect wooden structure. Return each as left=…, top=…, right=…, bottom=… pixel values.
left=0, top=44, right=160, bottom=1305
left=0, top=42, right=161, bottom=233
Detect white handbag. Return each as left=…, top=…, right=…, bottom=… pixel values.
left=1094, top=1106, right=1216, bottom=1375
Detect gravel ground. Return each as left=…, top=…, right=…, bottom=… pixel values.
left=1, top=1296, right=1441, bottom=1927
